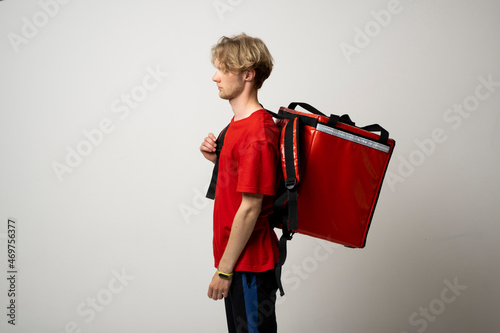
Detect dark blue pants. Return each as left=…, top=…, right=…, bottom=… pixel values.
left=224, top=269, right=278, bottom=333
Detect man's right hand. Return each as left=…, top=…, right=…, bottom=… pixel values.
left=200, top=133, right=217, bottom=163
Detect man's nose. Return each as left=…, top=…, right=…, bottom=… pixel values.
left=212, top=70, right=220, bottom=82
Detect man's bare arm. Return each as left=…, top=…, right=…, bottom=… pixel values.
left=207, top=192, right=263, bottom=300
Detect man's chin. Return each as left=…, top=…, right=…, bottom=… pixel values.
left=218, top=92, right=231, bottom=100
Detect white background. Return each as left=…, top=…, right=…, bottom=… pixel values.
left=1, top=0, right=499, bottom=332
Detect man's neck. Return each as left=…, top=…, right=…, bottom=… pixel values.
left=230, top=89, right=262, bottom=121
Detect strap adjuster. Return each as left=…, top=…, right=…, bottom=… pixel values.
left=285, top=178, right=297, bottom=190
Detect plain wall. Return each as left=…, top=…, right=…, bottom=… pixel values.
left=1, top=0, right=499, bottom=332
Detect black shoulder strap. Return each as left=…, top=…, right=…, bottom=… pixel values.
left=275, top=115, right=302, bottom=296
left=206, top=124, right=229, bottom=200
left=283, top=116, right=301, bottom=231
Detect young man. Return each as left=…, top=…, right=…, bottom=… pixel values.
left=200, top=33, right=280, bottom=332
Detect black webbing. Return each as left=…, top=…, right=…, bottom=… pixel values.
left=273, top=115, right=302, bottom=296
left=287, top=102, right=326, bottom=116
left=327, top=114, right=356, bottom=127
left=278, top=109, right=318, bottom=129
left=272, top=115, right=304, bottom=297
left=361, top=124, right=389, bottom=144
left=270, top=190, right=289, bottom=296
left=275, top=223, right=294, bottom=297
left=205, top=125, right=229, bottom=200
left=283, top=117, right=300, bottom=231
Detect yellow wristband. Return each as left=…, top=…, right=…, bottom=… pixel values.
left=216, top=268, right=233, bottom=279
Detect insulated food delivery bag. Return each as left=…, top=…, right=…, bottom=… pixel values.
left=274, top=102, right=396, bottom=248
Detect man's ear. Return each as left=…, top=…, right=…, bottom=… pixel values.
left=243, top=69, right=256, bottom=82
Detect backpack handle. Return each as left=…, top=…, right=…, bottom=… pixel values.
left=287, top=102, right=326, bottom=116
left=327, top=114, right=356, bottom=127
left=289, top=102, right=356, bottom=127
left=361, top=124, right=389, bottom=144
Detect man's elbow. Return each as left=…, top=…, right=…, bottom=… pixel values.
left=241, top=193, right=264, bottom=218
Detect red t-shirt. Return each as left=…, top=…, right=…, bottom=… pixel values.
left=213, top=109, right=280, bottom=272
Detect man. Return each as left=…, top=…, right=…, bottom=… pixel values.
left=200, top=33, right=280, bottom=332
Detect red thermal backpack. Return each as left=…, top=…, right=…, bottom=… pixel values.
left=206, top=102, right=396, bottom=295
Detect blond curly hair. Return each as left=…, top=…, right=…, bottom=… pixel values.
left=211, top=33, right=274, bottom=89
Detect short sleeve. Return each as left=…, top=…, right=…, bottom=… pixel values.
left=237, top=140, right=278, bottom=196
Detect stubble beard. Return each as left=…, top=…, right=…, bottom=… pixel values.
left=219, top=80, right=245, bottom=101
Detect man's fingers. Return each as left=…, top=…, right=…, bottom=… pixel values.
left=206, top=136, right=217, bottom=147
left=200, top=142, right=216, bottom=153
left=200, top=135, right=217, bottom=153
left=207, top=286, right=215, bottom=299
left=205, top=133, right=216, bottom=145
left=208, top=289, right=224, bottom=301
left=200, top=140, right=215, bottom=150
left=208, top=277, right=230, bottom=301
